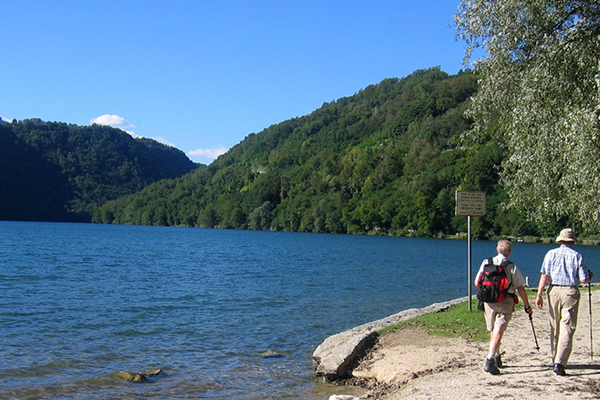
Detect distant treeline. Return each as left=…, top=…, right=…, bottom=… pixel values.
left=0, top=119, right=198, bottom=222
left=94, top=68, right=561, bottom=239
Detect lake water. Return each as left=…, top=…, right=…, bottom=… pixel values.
left=2, top=222, right=599, bottom=399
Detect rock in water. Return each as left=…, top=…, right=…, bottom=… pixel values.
left=117, top=371, right=146, bottom=381
left=259, top=350, right=283, bottom=358
left=116, top=368, right=163, bottom=382
left=142, top=368, right=163, bottom=376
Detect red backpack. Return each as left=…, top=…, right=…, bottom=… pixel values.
left=476, top=258, right=513, bottom=303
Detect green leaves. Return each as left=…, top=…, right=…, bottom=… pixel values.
left=96, top=69, right=510, bottom=238
left=456, top=0, right=600, bottom=231
left=1, top=120, right=197, bottom=222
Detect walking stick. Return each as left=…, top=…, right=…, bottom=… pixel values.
left=528, top=310, right=540, bottom=351
left=589, top=281, right=593, bottom=361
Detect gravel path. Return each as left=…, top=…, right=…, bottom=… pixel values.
left=351, top=289, right=600, bottom=399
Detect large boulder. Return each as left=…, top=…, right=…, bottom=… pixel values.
left=312, top=297, right=469, bottom=380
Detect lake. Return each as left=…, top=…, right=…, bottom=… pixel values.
left=2, top=221, right=599, bottom=399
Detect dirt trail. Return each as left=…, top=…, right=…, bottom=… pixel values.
left=352, top=290, right=600, bottom=399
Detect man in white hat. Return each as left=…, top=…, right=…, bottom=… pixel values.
left=535, top=228, right=593, bottom=376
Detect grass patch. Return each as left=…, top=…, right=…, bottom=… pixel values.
left=378, top=301, right=489, bottom=342
left=379, top=285, right=598, bottom=343
left=379, top=300, right=490, bottom=342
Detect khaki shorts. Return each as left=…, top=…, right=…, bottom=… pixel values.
left=484, top=296, right=515, bottom=332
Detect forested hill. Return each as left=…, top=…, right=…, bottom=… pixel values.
left=0, top=119, right=199, bottom=222
left=95, top=67, right=530, bottom=239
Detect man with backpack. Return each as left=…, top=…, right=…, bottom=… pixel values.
left=475, top=239, right=533, bottom=375
left=535, top=228, right=593, bottom=376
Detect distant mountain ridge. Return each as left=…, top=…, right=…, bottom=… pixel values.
left=93, top=67, right=523, bottom=239
left=0, top=119, right=199, bottom=222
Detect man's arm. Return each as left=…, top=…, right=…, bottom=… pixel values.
left=473, top=260, right=485, bottom=286
left=580, top=259, right=593, bottom=284
left=536, top=273, right=550, bottom=309
left=516, top=285, right=532, bottom=315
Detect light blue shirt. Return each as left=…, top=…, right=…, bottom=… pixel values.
left=540, top=244, right=589, bottom=286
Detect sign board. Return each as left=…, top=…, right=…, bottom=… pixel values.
left=455, top=190, right=486, bottom=217
left=455, top=190, right=487, bottom=311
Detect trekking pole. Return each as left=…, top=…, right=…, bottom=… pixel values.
left=528, top=312, right=540, bottom=351
left=589, top=280, right=593, bottom=361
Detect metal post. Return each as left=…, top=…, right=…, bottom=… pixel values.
left=589, top=281, right=593, bottom=361
left=468, top=215, right=472, bottom=311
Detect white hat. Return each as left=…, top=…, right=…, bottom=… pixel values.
left=556, top=228, right=577, bottom=243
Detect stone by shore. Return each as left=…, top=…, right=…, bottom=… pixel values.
left=312, top=297, right=469, bottom=380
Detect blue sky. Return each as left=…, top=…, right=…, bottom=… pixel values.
left=1, top=1, right=470, bottom=164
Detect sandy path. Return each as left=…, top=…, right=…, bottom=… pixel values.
left=351, top=289, right=600, bottom=399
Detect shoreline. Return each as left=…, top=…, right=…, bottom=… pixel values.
left=316, top=288, right=600, bottom=399
left=312, top=296, right=469, bottom=380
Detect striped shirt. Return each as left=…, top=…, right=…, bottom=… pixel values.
left=540, top=244, right=590, bottom=286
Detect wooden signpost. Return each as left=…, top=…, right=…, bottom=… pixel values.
left=455, top=190, right=487, bottom=311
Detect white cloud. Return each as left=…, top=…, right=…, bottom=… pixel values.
left=90, top=114, right=135, bottom=135
left=188, top=146, right=228, bottom=160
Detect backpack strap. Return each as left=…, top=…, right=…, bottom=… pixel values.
left=499, top=260, right=514, bottom=292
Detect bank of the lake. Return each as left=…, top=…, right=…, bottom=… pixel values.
left=312, top=297, right=470, bottom=380
left=323, top=289, right=600, bottom=400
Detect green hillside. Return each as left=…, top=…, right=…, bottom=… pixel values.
left=0, top=119, right=198, bottom=222
left=94, top=67, right=539, bottom=239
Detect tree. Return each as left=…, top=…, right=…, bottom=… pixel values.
left=455, top=0, right=600, bottom=231
left=96, top=70, right=509, bottom=238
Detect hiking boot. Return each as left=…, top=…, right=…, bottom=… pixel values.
left=484, top=357, right=500, bottom=375
left=494, top=354, right=502, bottom=368
left=553, top=364, right=566, bottom=376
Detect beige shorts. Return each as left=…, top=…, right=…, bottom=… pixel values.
left=484, top=296, right=515, bottom=332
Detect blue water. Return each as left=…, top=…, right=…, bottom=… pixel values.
left=2, top=222, right=599, bottom=399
